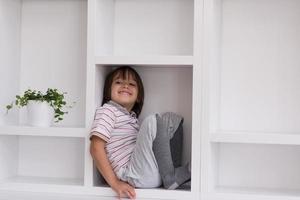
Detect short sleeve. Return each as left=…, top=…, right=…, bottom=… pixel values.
left=90, top=106, right=116, bottom=142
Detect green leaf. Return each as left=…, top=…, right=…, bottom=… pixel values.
left=6, top=105, right=12, bottom=110
left=5, top=88, right=73, bottom=122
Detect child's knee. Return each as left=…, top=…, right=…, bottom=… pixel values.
left=139, top=114, right=157, bottom=141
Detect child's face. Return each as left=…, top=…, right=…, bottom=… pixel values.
left=111, top=73, right=138, bottom=111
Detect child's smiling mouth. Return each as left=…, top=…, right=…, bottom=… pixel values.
left=118, top=90, right=132, bottom=95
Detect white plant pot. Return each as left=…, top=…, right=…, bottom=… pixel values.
left=27, top=100, right=54, bottom=127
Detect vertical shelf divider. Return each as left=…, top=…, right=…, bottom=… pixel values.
left=84, top=0, right=96, bottom=188
left=193, top=0, right=204, bottom=198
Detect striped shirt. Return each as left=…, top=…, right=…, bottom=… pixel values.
left=90, top=100, right=139, bottom=174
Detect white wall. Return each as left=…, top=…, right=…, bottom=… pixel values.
left=95, top=0, right=115, bottom=56
left=18, top=136, right=84, bottom=180
left=218, top=143, right=300, bottom=190
left=0, top=0, right=22, bottom=125
left=0, top=136, right=18, bottom=181
left=219, top=0, right=300, bottom=132
left=19, top=0, right=87, bottom=127
left=95, top=0, right=194, bottom=56
left=114, top=0, right=193, bottom=56
left=136, top=66, right=193, bottom=164
left=209, top=0, right=300, bottom=192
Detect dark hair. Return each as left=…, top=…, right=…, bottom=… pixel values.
left=102, top=66, right=144, bottom=117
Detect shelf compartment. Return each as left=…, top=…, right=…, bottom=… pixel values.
left=214, top=186, right=300, bottom=198
left=211, top=143, right=300, bottom=197
left=95, top=0, right=194, bottom=56
left=207, top=0, right=300, bottom=133
left=95, top=56, right=194, bottom=66
left=0, top=0, right=87, bottom=128
left=0, top=182, right=86, bottom=195
left=210, top=131, right=300, bottom=145
left=205, top=0, right=300, bottom=198
left=93, top=64, right=193, bottom=190
left=0, top=135, right=85, bottom=187
left=0, top=126, right=87, bottom=138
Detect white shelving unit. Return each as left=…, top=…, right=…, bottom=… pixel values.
left=1, top=0, right=299, bottom=199
left=94, top=56, right=194, bottom=66
left=0, top=0, right=87, bottom=194
left=202, top=0, right=300, bottom=200
left=0, top=126, right=87, bottom=138
left=210, top=131, right=300, bottom=145
left=86, top=0, right=201, bottom=199
left=0, top=0, right=201, bottom=199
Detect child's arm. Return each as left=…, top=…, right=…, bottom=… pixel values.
left=90, top=135, right=136, bottom=199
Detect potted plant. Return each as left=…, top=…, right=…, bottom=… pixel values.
left=6, top=88, right=74, bottom=127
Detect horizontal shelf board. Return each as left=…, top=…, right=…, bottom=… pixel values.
left=0, top=183, right=85, bottom=195
left=210, top=130, right=300, bottom=145
left=0, top=191, right=117, bottom=200
left=206, top=193, right=300, bottom=200
left=211, top=186, right=300, bottom=199
left=95, top=56, right=193, bottom=66
left=137, top=187, right=192, bottom=198
left=2, top=176, right=83, bottom=186
left=0, top=182, right=193, bottom=199
left=90, top=186, right=193, bottom=199
left=0, top=126, right=88, bottom=138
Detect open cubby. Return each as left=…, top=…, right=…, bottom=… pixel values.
left=95, top=0, right=194, bottom=56
left=211, top=143, right=300, bottom=196
left=5, top=0, right=300, bottom=199
left=0, top=135, right=85, bottom=186
left=0, top=0, right=87, bottom=128
left=208, top=0, right=300, bottom=133
left=93, top=64, right=193, bottom=189
left=0, top=0, right=200, bottom=198
left=203, top=0, right=300, bottom=199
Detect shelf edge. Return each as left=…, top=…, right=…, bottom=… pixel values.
left=210, top=131, right=300, bottom=145
left=0, top=126, right=88, bottom=138
left=94, top=56, right=194, bottom=66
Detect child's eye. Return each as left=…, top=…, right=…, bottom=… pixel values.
left=129, top=82, right=136, bottom=87
left=115, top=80, right=122, bottom=84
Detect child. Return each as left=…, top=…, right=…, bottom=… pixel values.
left=90, top=66, right=190, bottom=199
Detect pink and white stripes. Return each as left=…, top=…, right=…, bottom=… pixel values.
left=90, top=101, right=139, bottom=173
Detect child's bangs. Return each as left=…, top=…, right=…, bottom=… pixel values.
left=114, top=68, right=137, bottom=82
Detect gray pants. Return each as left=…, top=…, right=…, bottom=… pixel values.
left=118, top=115, right=162, bottom=188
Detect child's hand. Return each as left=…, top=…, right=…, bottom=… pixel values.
left=111, top=180, right=136, bottom=199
